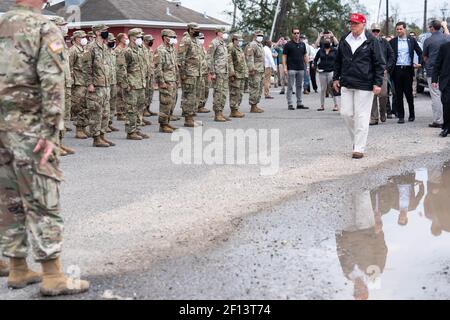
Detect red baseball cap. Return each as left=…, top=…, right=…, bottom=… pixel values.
left=349, top=13, right=367, bottom=24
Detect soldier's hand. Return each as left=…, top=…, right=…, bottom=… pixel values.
left=333, top=80, right=340, bottom=93
left=373, top=85, right=382, bottom=96
left=33, top=139, right=56, bottom=167
left=88, top=84, right=95, bottom=93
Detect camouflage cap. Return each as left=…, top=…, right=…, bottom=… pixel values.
left=161, top=29, right=176, bottom=37
left=371, top=23, right=382, bottom=31
left=187, top=22, right=200, bottom=30
left=232, top=33, right=243, bottom=40
left=215, top=27, right=226, bottom=33
left=87, top=31, right=96, bottom=38
left=108, top=33, right=116, bottom=42
left=143, top=34, right=154, bottom=41
left=254, top=30, right=264, bottom=36
left=72, top=30, right=87, bottom=38
left=128, top=28, right=144, bottom=37
left=50, top=16, right=67, bottom=26
left=92, top=24, right=108, bottom=32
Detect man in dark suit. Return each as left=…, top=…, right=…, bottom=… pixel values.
left=389, top=22, right=423, bottom=123
left=432, top=41, right=450, bottom=137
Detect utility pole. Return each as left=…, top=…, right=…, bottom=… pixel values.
left=423, top=0, right=428, bottom=33
left=270, top=0, right=282, bottom=41
left=385, top=0, right=389, bottom=35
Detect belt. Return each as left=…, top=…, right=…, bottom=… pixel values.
left=396, top=65, right=412, bottom=69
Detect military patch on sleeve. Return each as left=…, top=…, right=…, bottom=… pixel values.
left=48, top=40, right=64, bottom=54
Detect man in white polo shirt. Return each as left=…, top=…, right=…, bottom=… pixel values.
left=333, top=13, right=385, bottom=159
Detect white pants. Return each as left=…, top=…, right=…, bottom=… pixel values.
left=340, top=87, right=374, bottom=153
left=427, top=77, right=443, bottom=124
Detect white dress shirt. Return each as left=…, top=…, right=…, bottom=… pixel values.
left=264, top=46, right=277, bottom=71
left=345, top=32, right=367, bottom=54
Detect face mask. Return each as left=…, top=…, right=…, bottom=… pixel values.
left=198, top=39, right=205, bottom=45
left=135, top=38, right=143, bottom=47
left=324, top=43, right=331, bottom=49
left=108, top=42, right=116, bottom=49
left=223, top=33, right=229, bottom=40
left=193, top=31, right=200, bottom=37
left=147, top=41, right=154, bottom=47
left=169, top=38, right=178, bottom=45
left=256, top=36, right=264, bottom=43
left=124, top=39, right=130, bottom=46
left=239, top=41, right=243, bottom=47
left=100, top=31, right=109, bottom=40
left=80, top=38, right=88, bottom=46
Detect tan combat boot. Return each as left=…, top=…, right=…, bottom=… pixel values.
left=142, top=119, right=152, bottom=126
left=250, top=104, right=264, bottom=113
left=136, top=131, right=150, bottom=139
left=59, top=146, right=68, bottom=157
left=7, top=258, right=42, bottom=289
left=197, top=106, right=211, bottom=113
left=230, top=109, right=245, bottom=118
left=159, top=124, right=174, bottom=133
left=61, top=144, right=76, bottom=155
left=75, top=127, right=88, bottom=139
left=170, top=115, right=181, bottom=121
left=167, top=123, right=179, bottom=131
left=40, top=258, right=89, bottom=296
left=184, top=115, right=196, bottom=127
left=100, top=134, right=116, bottom=147
left=93, top=136, right=109, bottom=147
left=108, top=125, right=120, bottom=132
left=127, top=132, right=143, bottom=140
left=149, top=111, right=158, bottom=116
left=117, top=114, right=127, bottom=121
left=0, top=260, right=9, bottom=277
left=143, top=108, right=152, bottom=117
left=214, top=111, right=227, bottom=122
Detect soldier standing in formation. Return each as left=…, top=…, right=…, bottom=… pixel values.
left=208, top=27, right=231, bottom=122
left=107, top=33, right=120, bottom=133
left=114, top=33, right=129, bottom=121
left=155, top=29, right=180, bottom=133
left=143, top=34, right=158, bottom=118
left=86, top=24, right=115, bottom=147
left=228, top=34, right=248, bottom=118
left=178, top=23, right=203, bottom=127
left=0, top=0, right=89, bottom=296
left=197, top=33, right=211, bottom=114
left=246, top=30, right=266, bottom=113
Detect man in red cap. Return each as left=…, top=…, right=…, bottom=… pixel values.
left=333, top=13, right=385, bottom=159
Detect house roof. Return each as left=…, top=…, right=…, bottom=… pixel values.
left=0, top=0, right=56, bottom=15
left=48, top=0, right=229, bottom=29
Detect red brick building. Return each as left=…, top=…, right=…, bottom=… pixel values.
left=48, top=0, right=230, bottom=47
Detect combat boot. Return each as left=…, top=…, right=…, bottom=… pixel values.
left=106, top=127, right=112, bottom=133
left=108, top=125, right=120, bottom=132
left=117, top=114, right=127, bottom=121
left=142, top=119, right=152, bottom=126
left=0, top=260, right=9, bottom=277
left=250, top=104, right=264, bottom=113
left=127, top=132, right=143, bottom=140
left=197, top=106, right=211, bottom=113
left=170, top=115, right=181, bottom=121
left=184, top=115, right=196, bottom=127
left=93, top=136, right=109, bottom=148
left=159, top=124, right=174, bottom=133
left=75, top=127, right=88, bottom=139
left=7, top=258, right=42, bottom=289
left=167, top=123, right=179, bottom=131
left=136, top=131, right=150, bottom=139
left=143, top=108, right=152, bottom=117
left=40, top=258, right=89, bottom=297
left=214, top=111, right=227, bottom=122
left=230, top=109, right=245, bottom=118
left=61, top=145, right=76, bottom=155
left=100, top=134, right=116, bottom=147
left=149, top=111, right=158, bottom=116
left=59, top=146, right=68, bottom=157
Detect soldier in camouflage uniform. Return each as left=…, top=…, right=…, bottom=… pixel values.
left=155, top=29, right=180, bottom=134
left=117, top=28, right=149, bottom=140
left=207, top=27, right=230, bottom=122
left=178, top=23, right=202, bottom=127
left=106, top=33, right=119, bottom=133
left=228, top=34, right=248, bottom=118
left=197, top=33, right=211, bottom=114
left=0, top=0, right=89, bottom=296
left=143, top=34, right=158, bottom=118
left=69, top=30, right=90, bottom=140
left=114, top=33, right=129, bottom=121
left=246, top=30, right=265, bottom=113
left=86, top=24, right=115, bottom=147
left=50, top=16, right=76, bottom=156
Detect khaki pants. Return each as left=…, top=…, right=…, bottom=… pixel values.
left=371, top=74, right=389, bottom=122
left=264, top=68, right=272, bottom=97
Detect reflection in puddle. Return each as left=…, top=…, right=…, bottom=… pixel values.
left=336, top=161, right=450, bottom=300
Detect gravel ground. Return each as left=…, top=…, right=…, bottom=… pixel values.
left=0, top=89, right=449, bottom=300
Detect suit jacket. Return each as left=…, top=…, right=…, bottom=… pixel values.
left=432, top=42, right=450, bottom=91
left=389, top=36, right=423, bottom=72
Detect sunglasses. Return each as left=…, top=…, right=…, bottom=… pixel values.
left=293, top=32, right=300, bottom=35
left=372, top=30, right=381, bottom=33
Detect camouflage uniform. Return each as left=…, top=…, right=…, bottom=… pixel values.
left=0, top=5, right=65, bottom=261
left=246, top=34, right=265, bottom=106
left=177, top=26, right=202, bottom=117
left=118, top=29, right=147, bottom=134
left=143, top=35, right=155, bottom=114
left=207, top=33, right=229, bottom=112
left=228, top=38, right=249, bottom=111
left=69, top=37, right=89, bottom=129
left=114, top=45, right=127, bottom=119
left=155, top=30, right=179, bottom=125
left=107, top=33, right=117, bottom=126
left=86, top=26, right=111, bottom=138
left=198, top=44, right=210, bottom=110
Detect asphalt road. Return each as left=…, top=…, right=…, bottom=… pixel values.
left=1, top=88, right=449, bottom=300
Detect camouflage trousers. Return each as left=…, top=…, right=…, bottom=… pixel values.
left=87, top=86, right=110, bottom=138
left=71, top=85, right=89, bottom=128
left=109, top=84, right=117, bottom=125
left=147, top=75, right=154, bottom=109
left=212, top=74, right=229, bottom=112
left=159, top=83, right=177, bottom=125
left=249, top=71, right=264, bottom=105
left=229, top=77, right=245, bottom=111
left=0, top=133, right=63, bottom=262
left=181, top=76, right=200, bottom=117
left=60, top=87, right=72, bottom=140
left=125, top=88, right=146, bottom=134
left=197, top=74, right=210, bottom=108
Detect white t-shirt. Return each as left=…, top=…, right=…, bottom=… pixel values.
left=345, top=32, right=367, bottom=54
left=264, top=46, right=277, bottom=71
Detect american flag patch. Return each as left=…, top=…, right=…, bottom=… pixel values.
left=48, top=40, right=64, bottom=53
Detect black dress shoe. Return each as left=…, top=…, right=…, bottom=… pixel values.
left=398, top=118, right=405, bottom=124
left=440, top=129, right=449, bottom=137
left=408, top=116, right=415, bottom=122
left=280, top=91, right=285, bottom=95
left=297, top=105, right=309, bottom=109
left=429, top=122, right=443, bottom=128
left=288, top=105, right=295, bottom=110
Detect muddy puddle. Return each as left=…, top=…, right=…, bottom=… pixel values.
left=336, top=161, right=450, bottom=299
